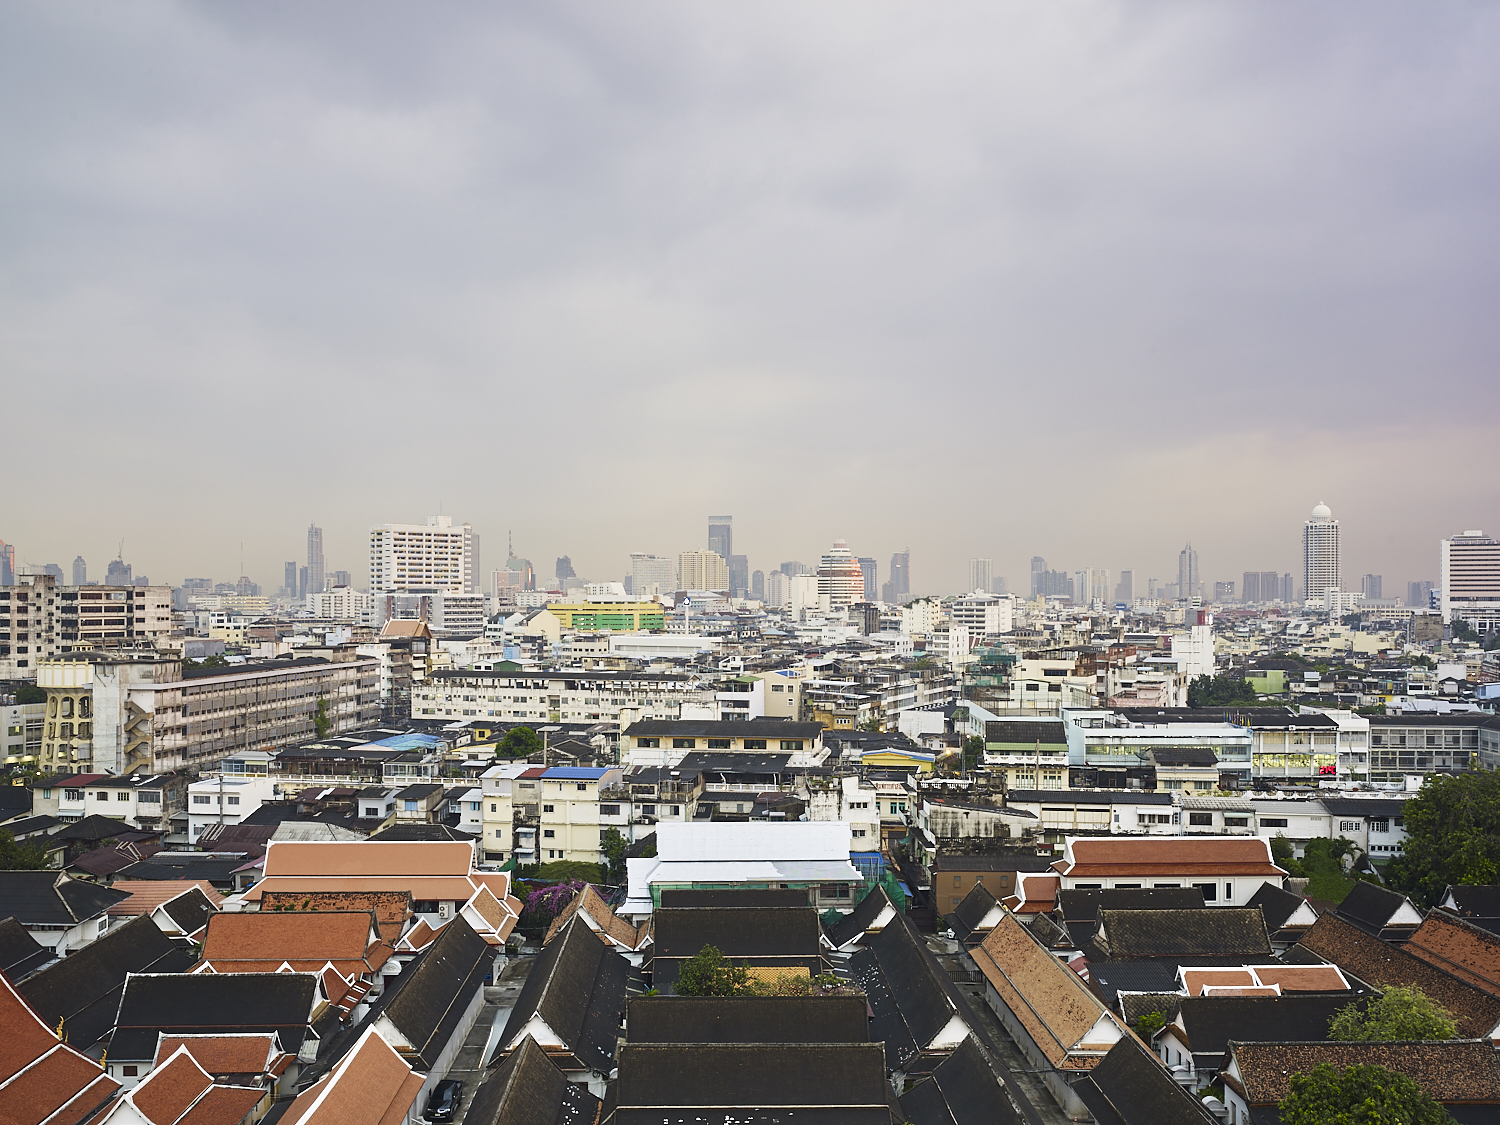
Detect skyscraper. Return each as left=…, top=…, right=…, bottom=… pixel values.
left=751, top=570, right=765, bottom=601
left=1407, top=580, right=1434, bottom=608
left=284, top=561, right=298, bottom=596
left=817, top=540, right=865, bottom=609
left=556, top=556, right=576, bottom=581
left=1178, top=544, right=1200, bottom=601
left=106, top=557, right=132, bottom=586
left=1115, top=570, right=1134, bottom=604
left=629, top=553, right=674, bottom=598
left=968, top=559, right=992, bottom=595
left=1030, top=556, right=1046, bottom=597
left=1361, top=574, right=1383, bottom=600
left=1302, top=502, right=1341, bottom=601
left=307, top=523, right=325, bottom=599
left=0, top=540, right=13, bottom=585
left=1440, top=530, right=1500, bottom=625
left=858, top=558, right=877, bottom=602
left=368, top=515, right=478, bottom=594
left=1282, top=573, right=1296, bottom=604
left=730, top=555, right=749, bottom=598
left=678, top=549, right=729, bottom=592
left=72, top=556, right=87, bottom=586
left=889, top=549, right=910, bottom=601
left=707, top=516, right=732, bottom=563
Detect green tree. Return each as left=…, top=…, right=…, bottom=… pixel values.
left=0, top=828, right=51, bottom=869
left=1329, top=986, right=1457, bottom=1042
left=15, top=684, right=45, bottom=704
left=537, top=860, right=603, bottom=883
left=675, top=944, right=753, bottom=996
left=498, top=726, right=542, bottom=758
left=1279, top=1062, right=1452, bottom=1125
left=1132, top=1010, right=1167, bottom=1038
left=1452, top=619, right=1479, bottom=643
left=962, top=736, right=984, bottom=771
left=600, top=828, right=628, bottom=883
left=1187, top=674, right=1259, bottom=707
left=312, top=697, right=331, bottom=739
left=1385, top=772, right=1500, bottom=909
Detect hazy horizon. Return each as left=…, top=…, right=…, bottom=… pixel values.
left=3, top=2, right=1496, bottom=595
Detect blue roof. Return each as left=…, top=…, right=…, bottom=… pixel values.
left=365, top=732, right=446, bottom=752
left=541, top=767, right=610, bottom=780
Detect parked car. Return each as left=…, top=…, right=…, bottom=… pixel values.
left=425, top=1079, right=463, bottom=1123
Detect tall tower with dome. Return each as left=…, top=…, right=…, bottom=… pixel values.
left=1302, top=501, right=1341, bottom=601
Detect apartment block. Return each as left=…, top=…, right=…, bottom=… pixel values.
left=414, top=669, right=715, bottom=726
left=0, top=574, right=173, bottom=679
left=36, top=650, right=380, bottom=775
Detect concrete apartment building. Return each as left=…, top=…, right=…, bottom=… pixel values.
left=0, top=574, right=173, bottom=679
left=35, top=650, right=380, bottom=775
left=413, top=668, right=715, bottom=726
left=537, top=766, right=624, bottom=863
left=369, top=514, right=480, bottom=594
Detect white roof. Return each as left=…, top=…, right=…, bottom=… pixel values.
left=657, top=821, right=852, bottom=863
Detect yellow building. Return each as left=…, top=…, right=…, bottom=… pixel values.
left=546, top=602, right=665, bottom=631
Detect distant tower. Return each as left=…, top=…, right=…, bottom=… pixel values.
left=857, top=557, right=877, bottom=602
left=707, top=516, right=732, bottom=563
left=556, top=556, right=576, bottom=581
left=1302, top=502, right=1341, bottom=600
left=307, top=523, right=325, bottom=599
left=1178, top=544, right=1200, bottom=600
left=72, top=556, right=87, bottom=586
left=284, top=561, right=298, bottom=596
left=817, top=540, right=865, bottom=609
left=889, top=549, right=910, bottom=600
left=968, top=559, right=992, bottom=595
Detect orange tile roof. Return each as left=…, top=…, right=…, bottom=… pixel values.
left=173, top=1084, right=266, bottom=1125
left=259, top=841, right=476, bottom=879
left=544, top=885, right=648, bottom=950
left=256, top=891, right=411, bottom=945
left=396, top=919, right=438, bottom=952
left=276, top=1028, right=425, bottom=1125
left=106, top=881, right=222, bottom=916
left=1060, top=837, right=1285, bottom=878
left=1249, top=964, right=1348, bottom=992
left=154, top=1036, right=281, bottom=1077
left=130, top=1051, right=214, bottom=1125
left=971, top=912, right=1118, bottom=1070
left=0, top=975, right=120, bottom=1125
left=1182, top=969, right=1256, bottom=995
left=200, top=912, right=387, bottom=975
left=1404, top=911, right=1500, bottom=999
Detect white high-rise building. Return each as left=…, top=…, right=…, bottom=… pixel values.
left=1302, top=502, right=1341, bottom=602
left=968, top=559, right=992, bottom=596
left=764, top=570, right=789, bottom=608
left=817, top=540, right=865, bottom=609
left=1441, top=530, right=1500, bottom=629
left=369, top=516, right=480, bottom=594
left=307, top=524, right=325, bottom=599
left=678, top=550, right=729, bottom=592
left=951, top=593, right=1013, bottom=642
left=629, top=553, right=675, bottom=599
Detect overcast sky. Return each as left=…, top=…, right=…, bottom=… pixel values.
left=3, top=2, right=1496, bottom=596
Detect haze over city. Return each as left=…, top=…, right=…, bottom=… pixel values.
left=3, top=2, right=1497, bottom=591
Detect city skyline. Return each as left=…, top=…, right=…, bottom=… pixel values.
left=2, top=5, right=1496, bottom=597
left=4, top=500, right=1468, bottom=604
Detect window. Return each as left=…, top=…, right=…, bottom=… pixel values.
left=1261, top=817, right=1288, bottom=828
left=1074, top=883, right=1103, bottom=890
left=636, top=737, right=659, bottom=748
left=577, top=783, right=587, bottom=791
left=1369, top=818, right=1389, bottom=833
left=1339, top=820, right=1360, bottom=833
left=642, top=804, right=656, bottom=814
left=743, top=739, right=767, bottom=750
left=1192, top=881, right=1218, bottom=902
left=1224, top=882, right=1233, bottom=900
left=820, top=883, right=851, bottom=899
left=707, top=738, right=732, bottom=749
left=780, top=740, right=804, bottom=752
left=490, top=803, right=498, bottom=813
left=601, top=804, right=620, bottom=816
left=227, top=796, right=239, bottom=806
left=468, top=801, right=480, bottom=811
left=1225, top=816, right=1248, bottom=827
left=116, top=792, right=130, bottom=802
left=96, top=791, right=109, bottom=801
left=138, top=791, right=159, bottom=804
left=1153, top=883, right=1180, bottom=888
left=771, top=684, right=784, bottom=692
left=364, top=808, right=380, bottom=817
left=853, top=829, right=866, bottom=837
left=672, top=738, right=696, bottom=749
left=404, top=801, right=417, bottom=812
left=193, top=795, right=211, bottom=805
left=954, top=875, right=962, bottom=887
left=1189, top=812, right=1212, bottom=826
left=123, top=1066, right=138, bottom=1077
left=1113, top=883, right=1141, bottom=889
left=543, top=829, right=555, bottom=838
left=543, top=804, right=554, bottom=813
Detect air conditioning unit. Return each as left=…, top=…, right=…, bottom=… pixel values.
left=438, top=903, right=450, bottom=919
